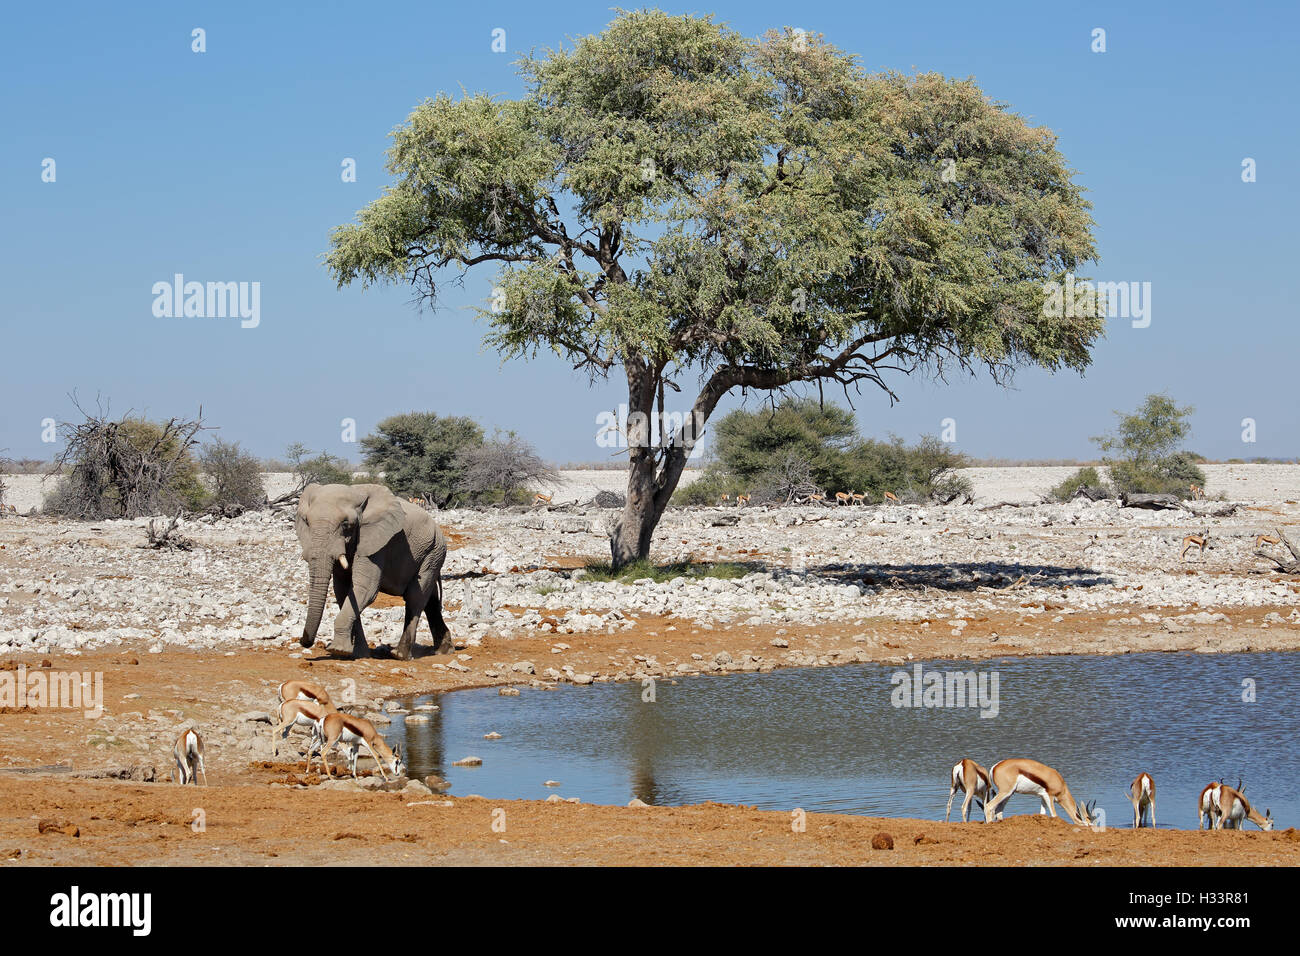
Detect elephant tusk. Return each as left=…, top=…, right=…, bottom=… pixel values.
left=337, top=554, right=349, bottom=571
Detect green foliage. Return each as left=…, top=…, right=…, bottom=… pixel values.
left=673, top=469, right=750, bottom=506
left=842, top=434, right=971, bottom=502
left=329, top=13, right=1100, bottom=386
left=1108, top=453, right=1206, bottom=498
left=582, top=558, right=754, bottom=583
left=284, top=442, right=354, bottom=488
left=1094, top=394, right=1205, bottom=498
left=1095, top=394, right=1194, bottom=464
left=1049, top=466, right=1110, bottom=501
left=713, top=399, right=857, bottom=483
left=680, top=400, right=970, bottom=503
left=200, top=439, right=267, bottom=511
left=360, top=413, right=483, bottom=505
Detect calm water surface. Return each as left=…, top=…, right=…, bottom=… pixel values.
left=388, top=652, right=1300, bottom=829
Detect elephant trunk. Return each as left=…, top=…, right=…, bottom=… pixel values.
left=301, top=554, right=334, bottom=648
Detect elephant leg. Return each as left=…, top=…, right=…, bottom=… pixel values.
left=394, top=580, right=432, bottom=661
left=331, top=558, right=380, bottom=658
left=424, top=576, right=454, bottom=655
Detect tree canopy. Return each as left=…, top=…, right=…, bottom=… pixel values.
left=328, top=10, right=1101, bottom=564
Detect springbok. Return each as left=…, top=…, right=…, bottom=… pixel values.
left=1189, top=484, right=1205, bottom=500
left=1180, top=531, right=1208, bottom=561
left=312, top=712, right=405, bottom=782
left=1127, top=772, right=1155, bottom=828
left=1198, top=781, right=1222, bottom=830
left=834, top=491, right=852, bottom=506
left=277, top=679, right=333, bottom=710
left=736, top=493, right=751, bottom=507
left=850, top=491, right=866, bottom=505
left=883, top=491, right=900, bottom=503
left=272, top=698, right=331, bottom=760
left=945, top=758, right=993, bottom=823
left=984, top=758, right=1096, bottom=826
left=532, top=493, right=552, bottom=507
left=173, top=728, right=208, bottom=786
left=1256, top=533, right=1281, bottom=549
left=1211, top=782, right=1273, bottom=831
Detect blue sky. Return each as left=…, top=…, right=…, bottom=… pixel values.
left=3, top=1, right=1297, bottom=464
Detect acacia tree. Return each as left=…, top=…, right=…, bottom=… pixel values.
left=327, top=11, right=1102, bottom=567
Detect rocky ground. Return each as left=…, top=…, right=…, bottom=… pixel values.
left=1, top=463, right=1299, bottom=865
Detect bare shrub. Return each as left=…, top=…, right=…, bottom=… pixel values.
left=44, top=403, right=208, bottom=519
left=199, top=439, right=267, bottom=514
left=456, top=431, right=559, bottom=505
left=752, top=452, right=820, bottom=504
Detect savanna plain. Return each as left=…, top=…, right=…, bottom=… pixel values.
left=2, top=465, right=1298, bottom=866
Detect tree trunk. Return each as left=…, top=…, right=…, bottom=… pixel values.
left=609, top=453, right=660, bottom=567
left=1120, top=492, right=1186, bottom=511
left=609, top=363, right=730, bottom=568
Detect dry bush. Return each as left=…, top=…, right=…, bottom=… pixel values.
left=144, top=513, right=195, bottom=550
left=752, top=451, right=820, bottom=504
left=199, top=438, right=267, bottom=514
left=456, top=431, right=559, bottom=505
left=44, top=402, right=207, bottom=519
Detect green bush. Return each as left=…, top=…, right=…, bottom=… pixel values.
left=711, top=399, right=857, bottom=488
left=682, top=400, right=970, bottom=504
left=842, top=434, right=970, bottom=502
left=1094, top=394, right=1205, bottom=499
left=361, top=412, right=483, bottom=505
left=672, top=468, right=749, bottom=505
left=1109, top=453, right=1206, bottom=498
left=284, top=443, right=354, bottom=487
left=1049, top=466, right=1111, bottom=501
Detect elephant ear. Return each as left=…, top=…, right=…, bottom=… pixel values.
left=356, top=485, right=406, bottom=557
left=294, top=484, right=321, bottom=551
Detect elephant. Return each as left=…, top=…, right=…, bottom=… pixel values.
left=296, top=483, right=452, bottom=659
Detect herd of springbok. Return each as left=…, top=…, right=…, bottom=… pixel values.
left=171, top=679, right=406, bottom=786
left=946, top=758, right=1274, bottom=831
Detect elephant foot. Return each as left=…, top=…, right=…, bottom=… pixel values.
left=326, top=632, right=370, bottom=659
left=393, top=642, right=413, bottom=662
left=299, top=633, right=317, bottom=648
left=433, top=631, right=456, bottom=656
